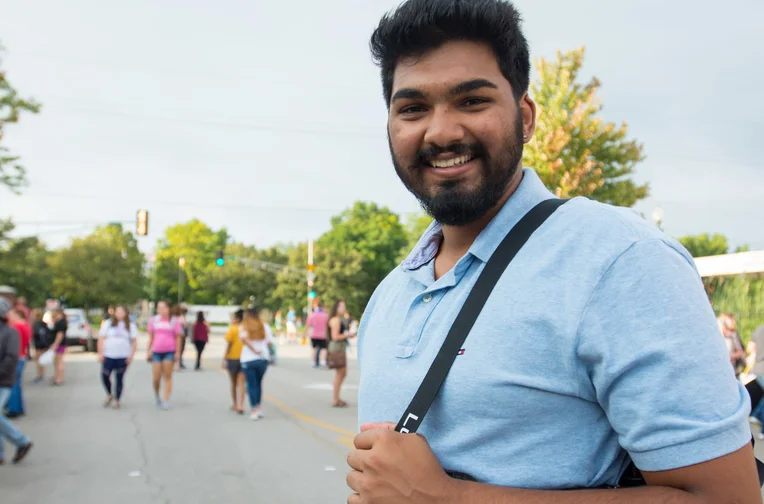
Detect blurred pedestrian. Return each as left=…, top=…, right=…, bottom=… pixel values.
left=222, top=309, right=245, bottom=414
left=327, top=300, right=356, bottom=408
left=5, top=309, right=30, bottom=418
left=49, top=309, right=68, bottom=386
left=147, top=301, right=183, bottom=410
left=175, top=306, right=188, bottom=370
left=30, top=309, right=51, bottom=383
left=305, top=301, right=329, bottom=368
left=0, top=298, right=33, bottom=464
left=192, top=311, right=210, bottom=370
left=98, top=305, right=138, bottom=409
left=14, top=298, right=30, bottom=322
left=239, top=308, right=274, bottom=420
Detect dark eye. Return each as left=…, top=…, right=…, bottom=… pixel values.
left=461, top=98, right=489, bottom=107
left=399, top=104, right=426, bottom=114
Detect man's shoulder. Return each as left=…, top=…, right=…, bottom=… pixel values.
left=557, top=197, right=693, bottom=266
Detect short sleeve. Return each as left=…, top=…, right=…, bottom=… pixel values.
left=99, top=324, right=108, bottom=337
left=129, top=324, right=138, bottom=340
left=174, top=320, right=183, bottom=335
left=265, top=325, right=274, bottom=343
left=147, top=318, right=154, bottom=334
left=576, top=239, right=751, bottom=472
left=224, top=327, right=234, bottom=342
left=239, top=325, right=248, bottom=341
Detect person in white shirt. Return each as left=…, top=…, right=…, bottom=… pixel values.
left=239, top=308, right=274, bottom=421
left=97, top=305, right=138, bottom=409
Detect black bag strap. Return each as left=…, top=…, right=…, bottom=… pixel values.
left=395, top=198, right=567, bottom=434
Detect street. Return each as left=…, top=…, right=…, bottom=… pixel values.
left=5, top=334, right=764, bottom=503
left=0, top=334, right=360, bottom=504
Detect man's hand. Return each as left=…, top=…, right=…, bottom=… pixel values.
left=97, top=354, right=104, bottom=364
left=346, top=422, right=455, bottom=504
left=126, top=356, right=133, bottom=366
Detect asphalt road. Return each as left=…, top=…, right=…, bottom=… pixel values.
left=0, top=335, right=360, bottom=504
left=4, top=335, right=764, bottom=503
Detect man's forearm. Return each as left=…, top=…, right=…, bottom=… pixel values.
left=448, top=480, right=702, bottom=504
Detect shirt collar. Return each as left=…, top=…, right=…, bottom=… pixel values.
left=401, top=168, right=555, bottom=270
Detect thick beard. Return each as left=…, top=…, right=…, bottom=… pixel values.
left=390, top=113, right=524, bottom=226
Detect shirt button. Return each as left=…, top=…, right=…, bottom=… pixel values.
left=422, top=293, right=433, bottom=303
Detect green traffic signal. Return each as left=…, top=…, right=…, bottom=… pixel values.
left=216, top=257, right=225, bottom=266
left=308, top=291, right=316, bottom=299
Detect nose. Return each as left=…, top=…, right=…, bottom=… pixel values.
left=423, top=106, right=465, bottom=148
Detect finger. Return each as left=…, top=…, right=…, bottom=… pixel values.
left=360, top=421, right=396, bottom=433
left=353, top=429, right=381, bottom=450
left=347, top=449, right=364, bottom=471
left=346, top=470, right=363, bottom=493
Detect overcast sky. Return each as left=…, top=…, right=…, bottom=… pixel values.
left=1, top=0, right=762, bottom=254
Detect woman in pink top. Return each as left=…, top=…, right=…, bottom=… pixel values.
left=146, top=300, right=183, bottom=410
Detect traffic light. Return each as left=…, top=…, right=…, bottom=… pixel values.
left=136, top=209, right=149, bottom=236
left=216, top=249, right=225, bottom=267
left=308, top=290, right=316, bottom=299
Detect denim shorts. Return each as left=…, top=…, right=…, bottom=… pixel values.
left=151, top=351, right=175, bottom=363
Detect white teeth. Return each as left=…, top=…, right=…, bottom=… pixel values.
left=429, top=155, right=473, bottom=168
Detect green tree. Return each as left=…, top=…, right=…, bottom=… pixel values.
left=399, top=212, right=433, bottom=260
left=677, top=233, right=729, bottom=258
left=0, top=228, right=53, bottom=307
left=314, top=202, right=408, bottom=316
left=523, top=47, right=648, bottom=207
left=48, top=225, right=145, bottom=310
left=198, top=242, right=288, bottom=307
left=153, top=219, right=228, bottom=304
left=1, top=45, right=41, bottom=193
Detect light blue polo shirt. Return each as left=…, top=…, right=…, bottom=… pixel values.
left=357, top=168, right=751, bottom=489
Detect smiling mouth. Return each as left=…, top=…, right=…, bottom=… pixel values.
left=427, top=154, right=475, bottom=168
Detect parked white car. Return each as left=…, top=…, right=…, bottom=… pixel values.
left=64, top=308, right=96, bottom=352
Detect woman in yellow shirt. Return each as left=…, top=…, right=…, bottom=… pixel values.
left=222, top=309, right=245, bottom=414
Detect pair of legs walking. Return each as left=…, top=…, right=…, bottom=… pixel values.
left=101, top=358, right=127, bottom=408
left=0, top=387, right=32, bottom=464
left=227, top=360, right=245, bottom=414
left=6, top=360, right=25, bottom=416
left=242, top=359, right=268, bottom=419
left=151, top=353, right=176, bottom=409
left=193, top=340, right=206, bottom=370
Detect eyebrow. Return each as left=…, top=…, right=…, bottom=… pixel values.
left=390, top=78, right=499, bottom=104
left=450, top=78, right=498, bottom=95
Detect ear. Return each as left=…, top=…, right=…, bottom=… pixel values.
left=519, top=93, right=537, bottom=143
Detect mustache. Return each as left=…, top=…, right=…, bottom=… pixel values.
left=415, top=143, right=487, bottom=165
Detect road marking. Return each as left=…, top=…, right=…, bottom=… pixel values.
left=303, top=383, right=358, bottom=391
left=216, top=367, right=356, bottom=443
left=264, top=393, right=355, bottom=438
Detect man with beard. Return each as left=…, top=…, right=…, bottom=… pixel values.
left=347, top=1, right=760, bottom=503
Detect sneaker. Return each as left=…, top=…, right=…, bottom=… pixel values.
left=750, top=416, right=762, bottom=427
left=13, top=442, right=33, bottom=464
left=160, top=401, right=169, bottom=411
left=155, top=396, right=162, bottom=407
left=757, top=432, right=764, bottom=440
left=249, top=412, right=264, bottom=421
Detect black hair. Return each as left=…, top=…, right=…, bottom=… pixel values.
left=233, top=309, right=244, bottom=322
left=196, top=311, right=205, bottom=324
left=370, top=0, right=530, bottom=106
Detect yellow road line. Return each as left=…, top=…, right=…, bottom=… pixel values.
left=264, top=393, right=356, bottom=438
left=216, top=366, right=356, bottom=440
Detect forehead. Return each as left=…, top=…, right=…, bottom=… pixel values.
left=392, top=40, right=510, bottom=96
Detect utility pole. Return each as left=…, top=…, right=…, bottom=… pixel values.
left=178, top=256, right=185, bottom=305
left=307, top=240, right=315, bottom=316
